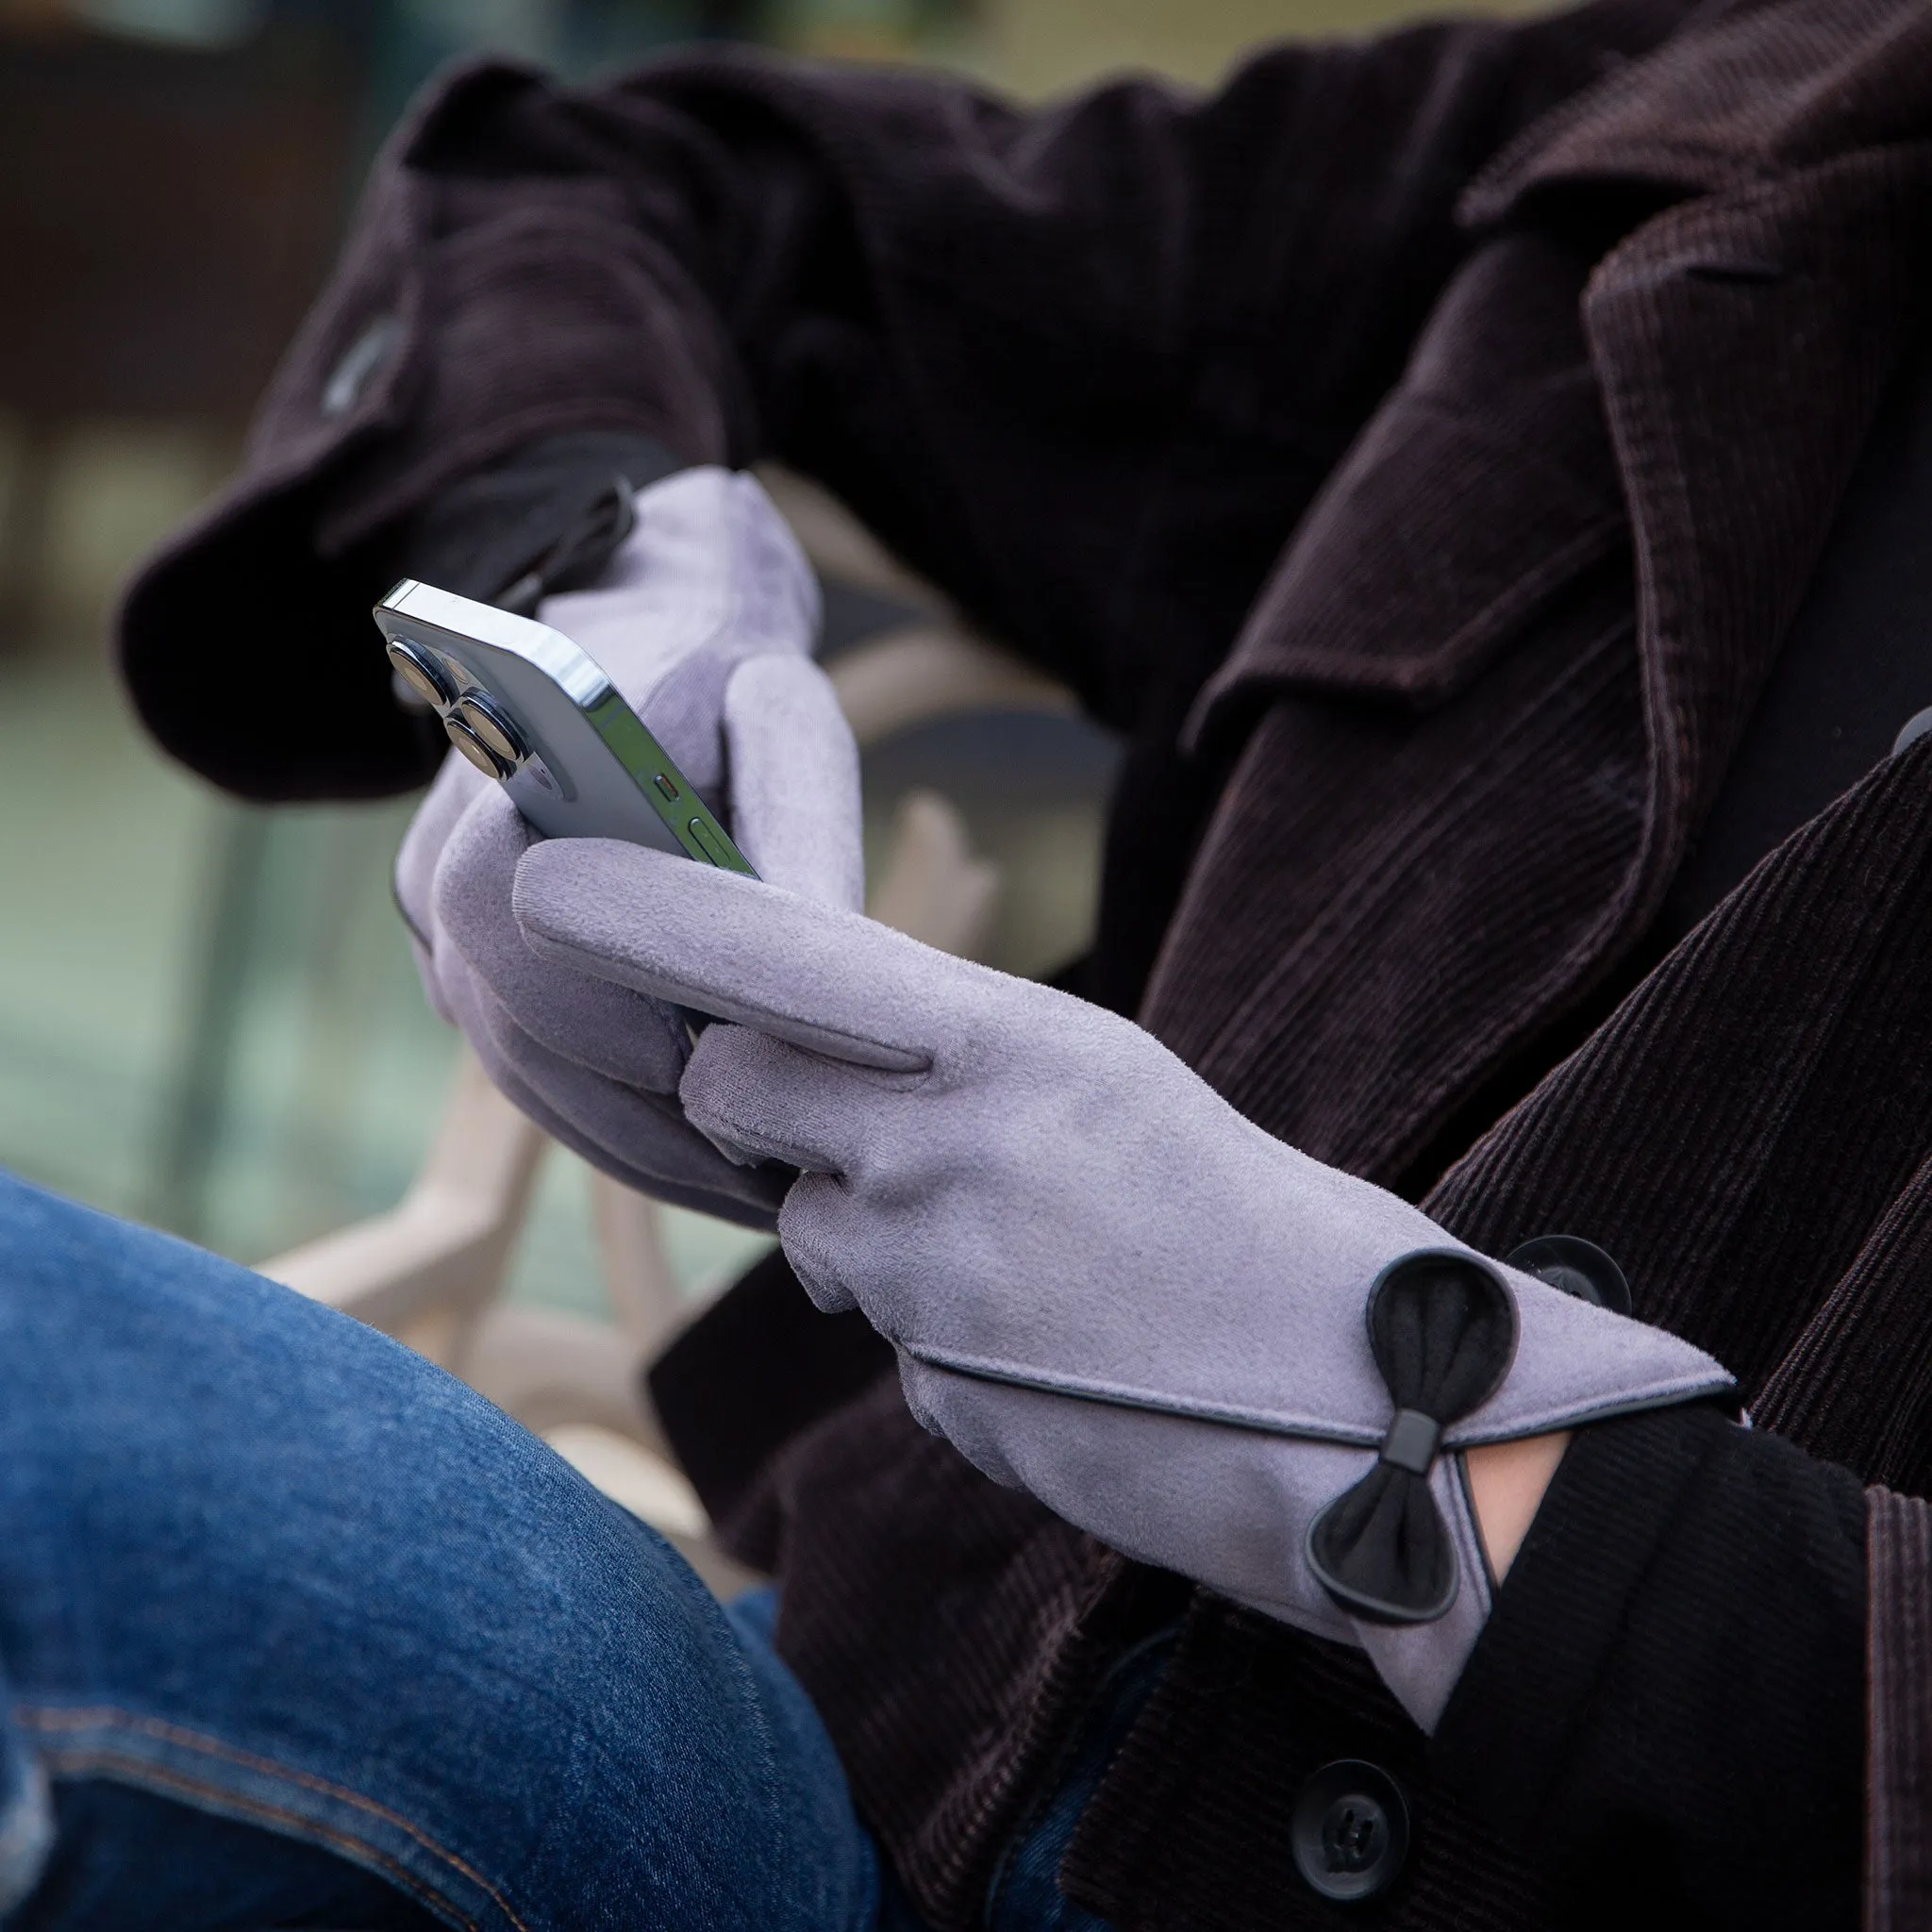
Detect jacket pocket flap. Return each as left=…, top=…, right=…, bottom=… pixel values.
left=1191, top=231, right=1628, bottom=747
left=1191, top=383, right=1626, bottom=746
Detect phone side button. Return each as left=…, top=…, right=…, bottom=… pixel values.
left=654, top=773, right=679, bottom=801
left=687, top=817, right=733, bottom=868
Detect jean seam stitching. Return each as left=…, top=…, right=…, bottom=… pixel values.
left=699, top=1570, right=791, bottom=1919
left=31, top=1746, right=468, bottom=1929
left=18, top=1706, right=525, bottom=1932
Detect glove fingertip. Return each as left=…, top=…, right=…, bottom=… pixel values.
left=722, top=656, right=863, bottom=909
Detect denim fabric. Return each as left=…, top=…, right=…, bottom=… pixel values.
left=980, top=1637, right=1169, bottom=1932
left=0, top=1171, right=881, bottom=1931
left=14, top=1783, right=447, bottom=1928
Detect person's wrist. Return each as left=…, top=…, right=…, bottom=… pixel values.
left=1465, top=1432, right=1572, bottom=1579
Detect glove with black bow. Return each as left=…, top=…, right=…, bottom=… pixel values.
left=512, top=845, right=1735, bottom=1727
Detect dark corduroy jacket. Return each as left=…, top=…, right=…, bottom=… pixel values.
left=120, top=1, right=1932, bottom=1924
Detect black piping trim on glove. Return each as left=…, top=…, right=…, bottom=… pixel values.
left=1307, top=1249, right=1518, bottom=1625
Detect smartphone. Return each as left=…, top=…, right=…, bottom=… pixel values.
left=373, top=579, right=758, bottom=876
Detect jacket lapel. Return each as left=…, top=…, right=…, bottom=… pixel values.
left=1577, top=147, right=1931, bottom=934
left=1156, top=87, right=1932, bottom=1186
left=1464, top=0, right=1932, bottom=931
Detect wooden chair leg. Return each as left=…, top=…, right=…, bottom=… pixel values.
left=259, top=1047, right=543, bottom=1366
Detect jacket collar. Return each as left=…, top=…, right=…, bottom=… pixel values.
left=1574, top=144, right=1931, bottom=925
left=1463, top=0, right=1932, bottom=227
left=1472, top=0, right=1932, bottom=935
left=1170, top=8, right=1932, bottom=1186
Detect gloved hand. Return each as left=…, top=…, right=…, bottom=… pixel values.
left=510, top=843, right=1736, bottom=1728
left=395, top=466, right=861, bottom=1224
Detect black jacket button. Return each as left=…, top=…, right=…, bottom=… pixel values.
left=1291, top=1759, right=1409, bottom=1903
left=1896, top=708, right=1932, bottom=758
left=1506, top=1234, right=1632, bottom=1316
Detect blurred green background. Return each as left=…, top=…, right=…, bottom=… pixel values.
left=0, top=0, right=1556, bottom=1321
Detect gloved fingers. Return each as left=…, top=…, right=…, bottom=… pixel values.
left=515, top=838, right=975, bottom=1074
left=396, top=751, right=493, bottom=1025
left=439, top=946, right=788, bottom=1228
left=723, top=655, right=864, bottom=909
left=539, top=474, right=738, bottom=790
left=395, top=750, right=491, bottom=947
left=531, top=1071, right=791, bottom=1228
left=539, top=467, right=818, bottom=708
left=617, top=473, right=824, bottom=793
left=536, top=467, right=824, bottom=808
left=680, top=1024, right=889, bottom=1179
left=720, top=468, right=821, bottom=647
left=540, top=467, right=738, bottom=679
left=436, top=787, right=691, bottom=1094
left=639, top=471, right=819, bottom=677
left=631, top=645, right=729, bottom=798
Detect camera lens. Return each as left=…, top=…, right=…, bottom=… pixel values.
left=454, top=691, right=528, bottom=768
left=386, top=637, right=458, bottom=710
left=444, top=713, right=514, bottom=779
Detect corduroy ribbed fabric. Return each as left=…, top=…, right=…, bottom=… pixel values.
left=1426, top=734, right=1932, bottom=1410
left=1867, top=1488, right=1932, bottom=1932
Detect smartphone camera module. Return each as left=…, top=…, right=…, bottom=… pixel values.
left=374, top=578, right=757, bottom=875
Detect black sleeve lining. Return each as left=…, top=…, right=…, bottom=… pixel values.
left=398, top=429, right=687, bottom=606
left=1435, top=1403, right=1866, bottom=1931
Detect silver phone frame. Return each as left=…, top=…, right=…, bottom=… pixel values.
left=375, top=578, right=757, bottom=875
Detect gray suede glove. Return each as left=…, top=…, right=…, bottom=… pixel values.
left=510, top=846, right=1736, bottom=1728
left=395, top=467, right=861, bottom=1225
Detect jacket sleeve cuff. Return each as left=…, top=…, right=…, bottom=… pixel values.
left=306, top=206, right=732, bottom=558
left=117, top=63, right=735, bottom=802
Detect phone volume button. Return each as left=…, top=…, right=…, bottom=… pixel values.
left=687, top=817, right=732, bottom=867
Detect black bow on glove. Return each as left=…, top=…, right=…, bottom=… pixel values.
left=1307, top=1251, right=1518, bottom=1624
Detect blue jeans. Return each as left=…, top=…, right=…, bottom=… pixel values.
left=0, top=1173, right=1128, bottom=1930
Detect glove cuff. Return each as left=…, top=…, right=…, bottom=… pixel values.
left=1319, top=1242, right=1735, bottom=1732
